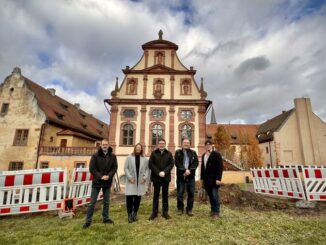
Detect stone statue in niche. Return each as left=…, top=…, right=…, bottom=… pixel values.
left=157, top=52, right=163, bottom=65
left=182, top=81, right=190, bottom=95
left=183, top=84, right=189, bottom=94
left=153, top=80, right=163, bottom=99
left=128, top=80, right=136, bottom=94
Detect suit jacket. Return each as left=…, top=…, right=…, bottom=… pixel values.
left=89, top=147, right=118, bottom=188
left=200, top=150, right=223, bottom=189
left=124, top=154, right=149, bottom=196
left=174, top=148, right=199, bottom=180
left=149, top=148, right=174, bottom=182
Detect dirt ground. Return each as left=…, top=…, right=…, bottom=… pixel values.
left=2, top=184, right=325, bottom=220
left=114, top=183, right=326, bottom=216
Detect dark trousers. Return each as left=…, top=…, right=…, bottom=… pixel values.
left=152, top=181, right=169, bottom=214
left=126, top=195, right=141, bottom=214
left=205, top=187, right=220, bottom=214
left=85, top=186, right=110, bottom=224
left=177, top=177, right=195, bottom=211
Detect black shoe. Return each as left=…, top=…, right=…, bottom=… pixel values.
left=148, top=213, right=157, bottom=220
left=177, top=209, right=184, bottom=215
left=132, top=212, right=138, bottom=222
left=186, top=210, right=194, bottom=216
left=82, top=223, right=91, bottom=229
left=162, top=213, right=171, bottom=219
left=128, top=213, right=133, bottom=223
left=103, top=219, right=114, bottom=224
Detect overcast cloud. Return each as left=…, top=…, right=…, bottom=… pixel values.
left=0, top=0, right=325, bottom=124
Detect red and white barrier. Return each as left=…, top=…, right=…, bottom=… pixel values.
left=68, top=168, right=102, bottom=206
left=251, top=166, right=306, bottom=200
left=302, top=166, right=326, bottom=201
left=0, top=168, right=67, bottom=215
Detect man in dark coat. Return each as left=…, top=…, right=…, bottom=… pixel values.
left=148, top=138, right=174, bottom=220
left=83, top=139, right=118, bottom=228
left=200, top=140, right=223, bottom=219
left=174, top=138, right=198, bottom=216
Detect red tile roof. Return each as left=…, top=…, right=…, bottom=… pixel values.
left=23, top=77, right=109, bottom=140
left=206, top=124, right=259, bottom=144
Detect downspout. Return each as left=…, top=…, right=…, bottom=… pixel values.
left=269, top=141, right=273, bottom=167
left=35, top=120, right=47, bottom=169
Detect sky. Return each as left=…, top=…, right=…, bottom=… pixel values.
left=1, top=0, right=325, bottom=124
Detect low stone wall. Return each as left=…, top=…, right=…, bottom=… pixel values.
left=222, top=171, right=252, bottom=184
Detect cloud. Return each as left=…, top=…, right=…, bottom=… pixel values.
left=234, top=56, right=271, bottom=76
left=0, top=0, right=325, bottom=125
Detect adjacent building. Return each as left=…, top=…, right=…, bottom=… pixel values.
left=0, top=67, right=109, bottom=171
left=257, top=98, right=326, bottom=167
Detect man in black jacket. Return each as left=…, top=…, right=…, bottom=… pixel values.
left=148, top=138, right=174, bottom=220
left=200, top=140, right=223, bottom=219
left=83, top=139, right=118, bottom=228
left=174, top=138, right=198, bottom=216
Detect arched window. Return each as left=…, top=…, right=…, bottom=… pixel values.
left=179, top=123, right=194, bottom=146
left=152, top=124, right=163, bottom=145
left=123, top=124, right=134, bottom=145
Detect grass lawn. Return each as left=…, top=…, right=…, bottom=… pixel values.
left=0, top=196, right=325, bottom=245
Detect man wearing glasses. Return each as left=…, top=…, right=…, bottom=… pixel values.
left=200, top=140, right=223, bottom=219
left=148, top=138, right=174, bottom=220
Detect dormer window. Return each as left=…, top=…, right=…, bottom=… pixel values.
left=80, top=123, right=87, bottom=129
left=55, top=112, right=64, bottom=120
left=59, top=103, right=69, bottom=111
left=80, top=113, right=86, bottom=119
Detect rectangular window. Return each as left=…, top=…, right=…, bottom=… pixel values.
left=75, top=162, right=86, bottom=168
left=40, top=162, right=49, bottom=169
left=1, top=103, right=9, bottom=115
left=266, top=147, right=269, bottom=154
left=13, top=129, right=29, bottom=146
left=8, top=161, right=24, bottom=171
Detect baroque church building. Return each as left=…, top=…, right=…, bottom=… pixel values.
left=105, top=31, right=211, bottom=177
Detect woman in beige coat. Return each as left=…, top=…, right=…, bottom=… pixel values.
left=124, top=143, right=149, bottom=223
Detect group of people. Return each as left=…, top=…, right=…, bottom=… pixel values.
left=83, top=138, right=223, bottom=229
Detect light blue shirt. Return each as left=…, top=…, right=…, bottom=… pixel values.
left=183, top=150, right=189, bottom=169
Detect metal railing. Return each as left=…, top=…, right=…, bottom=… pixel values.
left=39, top=146, right=98, bottom=156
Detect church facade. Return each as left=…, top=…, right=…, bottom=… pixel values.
left=105, top=31, right=211, bottom=178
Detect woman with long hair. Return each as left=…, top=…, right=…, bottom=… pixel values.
left=123, top=143, right=149, bottom=223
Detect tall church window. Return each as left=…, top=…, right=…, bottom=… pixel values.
left=123, top=124, right=134, bottom=145
left=179, top=123, right=194, bottom=146
left=151, top=124, right=163, bottom=145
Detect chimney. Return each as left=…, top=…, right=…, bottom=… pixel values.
left=294, top=97, right=320, bottom=165
left=47, top=88, right=56, bottom=96
left=12, top=67, right=22, bottom=78
left=74, top=103, right=80, bottom=109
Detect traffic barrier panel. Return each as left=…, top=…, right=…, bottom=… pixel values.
left=0, top=168, right=67, bottom=215
left=68, top=168, right=102, bottom=206
left=302, top=166, right=326, bottom=201
left=251, top=166, right=305, bottom=200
